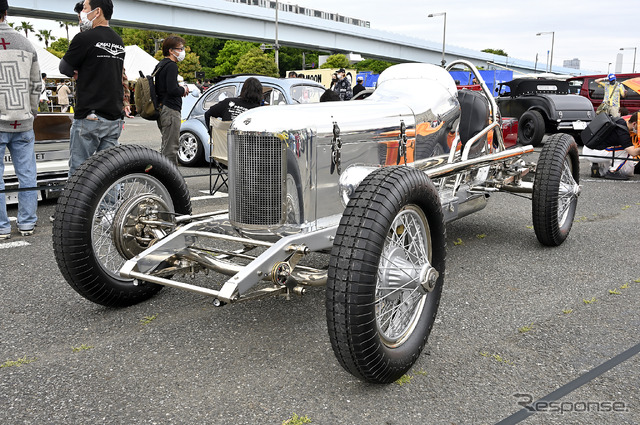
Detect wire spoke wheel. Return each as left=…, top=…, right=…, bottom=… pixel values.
left=91, top=174, right=174, bottom=279
left=376, top=206, right=432, bottom=347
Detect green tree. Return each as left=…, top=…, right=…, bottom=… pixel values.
left=277, top=47, right=321, bottom=76
left=47, top=38, right=70, bottom=58
left=115, top=27, right=169, bottom=55
left=36, top=29, right=56, bottom=48
left=57, top=20, right=76, bottom=40
left=18, top=21, right=34, bottom=39
left=482, top=48, right=508, bottom=57
left=183, top=35, right=226, bottom=68
left=355, top=58, right=395, bottom=74
left=320, top=54, right=350, bottom=70
left=200, top=66, right=216, bottom=80
left=214, top=40, right=259, bottom=76
left=233, top=48, right=279, bottom=77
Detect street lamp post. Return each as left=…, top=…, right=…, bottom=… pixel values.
left=536, top=31, right=554, bottom=73
left=428, top=12, right=446, bottom=67
left=274, top=0, right=279, bottom=69
left=620, top=47, right=637, bottom=73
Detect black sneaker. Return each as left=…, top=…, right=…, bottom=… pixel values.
left=604, top=170, right=629, bottom=181
left=591, top=163, right=603, bottom=178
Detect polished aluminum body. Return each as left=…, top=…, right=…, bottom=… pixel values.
left=119, top=61, right=541, bottom=304
left=228, top=63, right=460, bottom=238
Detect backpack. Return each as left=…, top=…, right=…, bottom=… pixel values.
left=134, top=61, right=168, bottom=120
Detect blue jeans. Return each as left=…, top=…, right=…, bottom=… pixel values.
left=69, top=116, right=123, bottom=176
left=0, top=130, right=38, bottom=234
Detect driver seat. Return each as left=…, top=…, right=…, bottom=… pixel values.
left=457, top=89, right=490, bottom=147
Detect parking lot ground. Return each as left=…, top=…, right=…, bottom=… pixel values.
left=0, top=121, right=639, bottom=424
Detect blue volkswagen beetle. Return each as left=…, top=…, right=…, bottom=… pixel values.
left=178, top=75, right=326, bottom=166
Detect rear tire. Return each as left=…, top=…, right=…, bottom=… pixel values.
left=326, top=166, right=446, bottom=384
left=53, top=145, right=191, bottom=307
left=518, top=110, right=545, bottom=147
left=532, top=133, right=580, bottom=246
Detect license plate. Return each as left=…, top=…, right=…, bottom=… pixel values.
left=572, top=121, right=587, bottom=130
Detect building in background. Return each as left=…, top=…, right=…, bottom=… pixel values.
left=225, top=0, right=370, bottom=27
left=563, top=58, right=581, bottom=70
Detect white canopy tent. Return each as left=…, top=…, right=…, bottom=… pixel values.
left=30, top=40, right=65, bottom=79
left=124, top=45, right=159, bottom=79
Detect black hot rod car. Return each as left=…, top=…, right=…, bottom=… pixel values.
left=496, top=78, right=594, bottom=147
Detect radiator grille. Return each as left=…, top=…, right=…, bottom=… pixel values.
left=229, top=132, right=283, bottom=226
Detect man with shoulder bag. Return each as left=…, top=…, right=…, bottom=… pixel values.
left=154, top=35, right=189, bottom=165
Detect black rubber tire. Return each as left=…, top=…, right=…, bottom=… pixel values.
left=326, top=166, right=446, bottom=384
left=518, top=110, right=546, bottom=147
left=178, top=131, right=204, bottom=166
left=53, top=145, right=192, bottom=307
left=532, top=133, right=580, bottom=246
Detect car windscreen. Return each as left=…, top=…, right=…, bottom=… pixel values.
left=202, top=85, right=238, bottom=110
left=290, top=85, right=325, bottom=104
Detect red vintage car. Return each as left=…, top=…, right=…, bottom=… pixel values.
left=567, top=73, right=640, bottom=114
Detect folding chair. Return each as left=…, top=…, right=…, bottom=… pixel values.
left=209, top=119, right=231, bottom=195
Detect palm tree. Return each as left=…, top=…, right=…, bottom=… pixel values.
left=57, top=20, right=77, bottom=40
left=36, top=29, right=57, bottom=48
left=19, top=21, right=34, bottom=38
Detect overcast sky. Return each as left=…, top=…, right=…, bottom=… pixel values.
left=290, top=0, right=638, bottom=74
left=7, top=0, right=638, bottom=74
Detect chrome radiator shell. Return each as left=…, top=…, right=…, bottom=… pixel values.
left=228, top=131, right=286, bottom=228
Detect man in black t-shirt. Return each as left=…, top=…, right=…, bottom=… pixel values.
left=154, top=35, right=189, bottom=165
left=60, top=0, right=124, bottom=176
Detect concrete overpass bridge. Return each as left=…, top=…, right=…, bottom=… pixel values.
left=11, top=0, right=582, bottom=75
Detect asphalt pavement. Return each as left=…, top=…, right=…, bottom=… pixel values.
left=0, top=119, right=638, bottom=425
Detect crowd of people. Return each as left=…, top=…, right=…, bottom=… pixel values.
left=1, top=0, right=639, bottom=240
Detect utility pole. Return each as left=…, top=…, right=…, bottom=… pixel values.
left=275, top=0, right=279, bottom=70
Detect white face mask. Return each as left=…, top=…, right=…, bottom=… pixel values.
left=79, top=8, right=98, bottom=32
left=174, top=49, right=186, bottom=62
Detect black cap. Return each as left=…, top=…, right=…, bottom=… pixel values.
left=337, top=68, right=345, bottom=73
left=0, top=0, right=8, bottom=10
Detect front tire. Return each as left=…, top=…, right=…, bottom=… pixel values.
left=53, top=145, right=191, bottom=307
left=518, top=110, right=546, bottom=147
left=326, top=166, right=446, bottom=384
left=532, top=133, right=580, bottom=246
left=178, top=131, right=204, bottom=166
